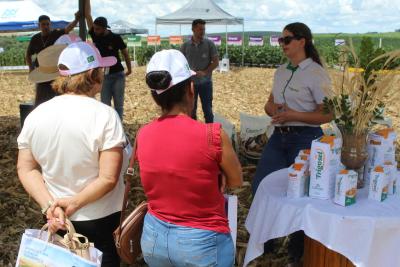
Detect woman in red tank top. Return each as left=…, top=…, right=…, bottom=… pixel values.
left=137, top=49, right=242, bottom=267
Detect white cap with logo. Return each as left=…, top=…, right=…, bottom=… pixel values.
left=58, top=42, right=117, bottom=76
left=146, top=49, right=196, bottom=94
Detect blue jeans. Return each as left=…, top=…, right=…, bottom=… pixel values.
left=192, top=79, right=214, bottom=123
left=101, top=71, right=125, bottom=120
left=141, top=213, right=234, bottom=267
left=252, top=126, right=323, bottom=195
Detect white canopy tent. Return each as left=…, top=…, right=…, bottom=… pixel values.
left=109, top=20, right=148, bottom=35
left=155, top=0, right=245, bottom=65
left=0, top=0, right=68, bottom=32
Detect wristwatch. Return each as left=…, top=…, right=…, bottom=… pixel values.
left=41, top=200, right=54, bottom=215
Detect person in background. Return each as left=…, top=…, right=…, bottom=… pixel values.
left=26, top=13, right=79, bottom=106
left=251, top=22, right=333, bottom=267
left=180, top=19, right=219, bottom=123
left=18, top=42, right=129, bottom=267
left=84, top=0, right=132, bottom=120
left=138, top=49, right=242, bottom=266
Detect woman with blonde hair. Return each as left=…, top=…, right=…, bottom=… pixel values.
left=17, top=42, right=128, bottom=267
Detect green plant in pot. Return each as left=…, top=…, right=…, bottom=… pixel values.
left=323, top=41, right=400, bottom=188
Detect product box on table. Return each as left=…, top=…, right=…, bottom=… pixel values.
left=383, top=162, right=397, bottom=195
left=334, top=169, right=358, bottom=206
left=364, top=129, right=397, bottom=185
left=309, top=136, right=341, bottom=200
left=368, top=166, right=388, bottom=202
left=287, top=163, right=308, bottom=198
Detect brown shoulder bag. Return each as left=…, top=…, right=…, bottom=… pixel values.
left=113, top=137, right=148, bottom=264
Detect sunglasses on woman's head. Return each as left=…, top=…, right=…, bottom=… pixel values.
left=278, top=36, right=301, bottom=45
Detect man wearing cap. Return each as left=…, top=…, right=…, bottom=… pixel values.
left=180, top=19, right=219, bottom=123
left=84, top=0, right=132, bottom=120
left=26, top=13, right=79, bottom=106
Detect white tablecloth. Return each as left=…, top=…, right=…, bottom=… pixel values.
left=244, top=168, right=400, bottom=267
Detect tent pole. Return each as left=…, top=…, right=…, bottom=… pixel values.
left=241, top=22, right=244, bottom=67
left=179, top=24, right=182, bottom=36
left=155, top=23, right=157, bottom=53
left=79, top=0, right=87, bottom=41
left=225, top=24, right=228, bottom=57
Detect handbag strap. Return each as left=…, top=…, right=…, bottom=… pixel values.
left=116, top=134, right=138, bottom=239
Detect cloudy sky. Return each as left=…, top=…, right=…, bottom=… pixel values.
left=33, top=0, right=400, bottom=35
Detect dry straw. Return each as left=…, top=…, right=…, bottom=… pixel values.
left=324, top=41, right=400, bottom=135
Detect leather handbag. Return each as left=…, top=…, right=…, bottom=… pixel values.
left=113, top=137, right=148, bottom=264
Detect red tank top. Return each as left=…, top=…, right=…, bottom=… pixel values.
left=137, top=115, right=229, bottom=233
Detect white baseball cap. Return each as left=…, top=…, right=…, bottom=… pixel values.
left=146, top=49, right=196, bottom=94
left=54, top=34, right=82, bottom=45
left=58, top=42, right=117, bottom=76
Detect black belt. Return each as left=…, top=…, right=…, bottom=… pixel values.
left=275, top=126, right=310, bottom=134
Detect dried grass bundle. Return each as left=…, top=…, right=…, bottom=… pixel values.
left=323, top=41, right=400, bottom=135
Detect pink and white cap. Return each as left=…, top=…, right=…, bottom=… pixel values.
left=54, top=34, right=82, bottom=45
left=146, top=49, right=196, bottom=94
left=58, top=42, right=117, bottom=76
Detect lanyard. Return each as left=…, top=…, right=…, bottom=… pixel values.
left=282, top=63, right=299, bottom=104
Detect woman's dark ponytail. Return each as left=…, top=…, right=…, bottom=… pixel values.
left=305, top=42, right=322, bottom=66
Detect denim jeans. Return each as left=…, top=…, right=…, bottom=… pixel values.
left=192, top=79, right=214, bottom=123
left=101, top=71, right=125, bottom=120
left=251, top=126, right=323, bottom=262
left=141, top=213, right=234, bottom=267
left=252, top=126, right=323, bottom=195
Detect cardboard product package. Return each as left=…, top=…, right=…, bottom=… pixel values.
left=365, top=129, right=397, bottom=183
left=375, top=129, right=397, bottom=163
left=309, top=136, right=341, bottom=200
left=287, top=163, right=308, bottom=198
left=364, top=139, right=385, bottom=186
left=239, top=113, right=273, bottom=161
left=295, top=154, right=310, bottom=168
left=299, top=149, right=311, bottom=157
left=334, top=169, right=358, bottom=206
left=295, top=153, right=311, bottom=196
left=383, top=162, right=397, bottom=195
left=368, top=166, right=388, bottom=202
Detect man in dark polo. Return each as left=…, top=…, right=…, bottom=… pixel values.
left=180, top=19, right=219, bottom=123
left=26, top=13, right=79, bottom=106
left=84, top=0, right=132, bottom=120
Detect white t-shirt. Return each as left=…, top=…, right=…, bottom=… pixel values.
left=272, top=58, right=331, bottom=127
left=17, top=95, right=128, bottom=221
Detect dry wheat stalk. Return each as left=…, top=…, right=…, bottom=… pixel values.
left=324, top=42, right=400, bottom=135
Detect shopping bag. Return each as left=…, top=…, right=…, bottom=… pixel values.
left=16, top=220, right=103, bottom=267
left=224, top=194, right=238, bottom=251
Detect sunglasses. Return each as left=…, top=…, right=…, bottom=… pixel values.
left=278, top=35, right=302, bottom=45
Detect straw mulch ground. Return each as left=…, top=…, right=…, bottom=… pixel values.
left=0, top=67, right=398, bottom=267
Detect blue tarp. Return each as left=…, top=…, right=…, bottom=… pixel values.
left=0, top=20, right=68, bottom=32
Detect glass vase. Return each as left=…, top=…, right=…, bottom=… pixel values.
left=339, top=129, right=369, bottom=188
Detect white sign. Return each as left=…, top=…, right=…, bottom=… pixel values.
left=335, top=39, right=346, bottom=46
left=270, top=35, right=280, bottom=46
left=0, top=47, right=4, bottom=53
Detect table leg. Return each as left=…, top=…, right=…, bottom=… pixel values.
left=303, top=236, right=355, bottom=267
